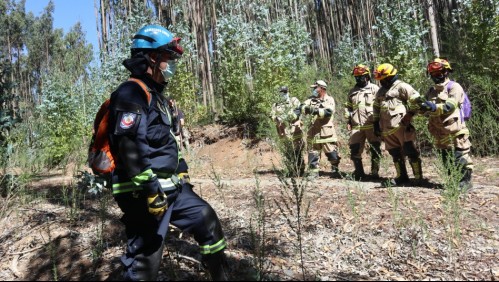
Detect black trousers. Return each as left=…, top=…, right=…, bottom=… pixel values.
left=115, top=183, right=226, bottom=281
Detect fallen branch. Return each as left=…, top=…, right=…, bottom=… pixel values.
left=175, top=254, right=202, bottom=265
left=7, top=245, right=45, bottom=256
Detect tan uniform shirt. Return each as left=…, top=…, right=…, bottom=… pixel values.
left=425, top=80, right=469, bottom=137
left=302, top=94, right=337, bottom=143
left=374, top=80, right=421, bottom=135
left=345, top=82, right=379, bottom=129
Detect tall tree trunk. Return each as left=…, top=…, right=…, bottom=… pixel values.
left=427, top=0, right=440, bottom=57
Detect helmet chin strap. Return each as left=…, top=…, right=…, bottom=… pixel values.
left=148, top=53, right=164, bottom=83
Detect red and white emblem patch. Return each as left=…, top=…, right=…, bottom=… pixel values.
left=120, top=113, right=137, bottom=129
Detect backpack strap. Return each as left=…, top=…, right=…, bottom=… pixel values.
left=446, top=80, right=455, bottom=93
left=128, top=78, right=152, bottom=106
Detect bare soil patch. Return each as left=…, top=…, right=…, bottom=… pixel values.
left=0, top=124, right=497, bottom=281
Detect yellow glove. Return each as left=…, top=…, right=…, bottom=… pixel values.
left=178, top=172, right=190, bottom=184
left=147, top=193, right=167, bottom=216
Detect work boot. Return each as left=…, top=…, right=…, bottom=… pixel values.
left=409, top=158, right=430, bottom=186
left=203, top=251, right=228, bottom=281
left=383, top=159, right=409, bottom=187
left=330, top=165, right=343, bottom=179
left=459, top=168, right=473, bottom=192
left=351, top=158, right=365, bottom=180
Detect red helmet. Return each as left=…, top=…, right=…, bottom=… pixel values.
left=427, top=58, right=452, bottom=75
left=352, top=64, right=370, bottom=77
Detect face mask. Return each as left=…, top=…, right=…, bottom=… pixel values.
left=160, top=60, right=177, bottom=82
left=380, top=75, right=397, bottom=88
left=280, top=93, right=290, bottom=101
left=312, top=89, right=319, bottom=97
left=431, top=74, right=446, bottom=84
left=355, top=76, right=368, bottom=87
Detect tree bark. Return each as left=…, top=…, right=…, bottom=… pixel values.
left=427, top=0, right=440, bottom=57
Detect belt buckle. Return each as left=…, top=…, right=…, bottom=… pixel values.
left=170, top=174, right=180, bottom=186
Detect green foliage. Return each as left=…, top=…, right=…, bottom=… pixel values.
left=35, top=70, right=88, bottom=166
left=214, top=11, right=311, bottom=126
left=373, top=0, right=429, bottom=89
left=332, top=27, right=370, bottom=77
left=442, top=0, right=499, bottom=156
left=462, top=74, right=499, bottom=156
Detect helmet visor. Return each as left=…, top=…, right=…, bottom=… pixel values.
left=157, top=37, right=183, bottom=59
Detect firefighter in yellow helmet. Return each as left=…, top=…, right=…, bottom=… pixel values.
left=419, top=58, right=473, bottom=190
left=373, top=63, right=424, bottom=186
left=344, top=65, right=382, bottom=180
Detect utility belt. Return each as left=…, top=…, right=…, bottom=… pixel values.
left=112, top=172, right=183, bottom=196
left=158, top=174, right=182, bottom=195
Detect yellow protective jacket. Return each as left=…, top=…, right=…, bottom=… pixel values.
left=424, top=80, right=470, bottom=137
left=374, top=80, right=421, bottom=136
left=344, top=82, right=379, bottom=130
left=302, top=94, right=337, bottom=143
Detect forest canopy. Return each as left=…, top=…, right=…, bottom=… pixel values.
left=0, top=0, right=498, bottom=171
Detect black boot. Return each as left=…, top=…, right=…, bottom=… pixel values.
left=203, top=251, right=228, bottom=281
left=383, top=158, right=409, bottom=187
left=459, top=168, right=473, bottom=192
left=351, top=158, right=365, bottom=180
left=326, top=151, right=342, bottom=178
left=409, top=158, right=428, bottom=186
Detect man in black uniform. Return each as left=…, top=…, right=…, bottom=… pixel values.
left=108, top=24, right=227, bottom=281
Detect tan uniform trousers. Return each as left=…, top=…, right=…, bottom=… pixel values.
left=382, top=125, right=416, bottom=151
left=311, top=140, right=338, bottom=155
left=435, top=133, right=473, bottom=169
left=349, top=128, right=381, bottom=157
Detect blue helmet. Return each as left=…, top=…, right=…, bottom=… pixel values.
left=131, top=24, right=183, bottom=58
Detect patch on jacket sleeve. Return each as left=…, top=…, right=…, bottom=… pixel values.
left=120, top=113, right=137, bottom=129
left=115, top=111, right=141, bottom=135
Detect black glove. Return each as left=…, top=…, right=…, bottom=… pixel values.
left=304, top=105, right=313, bottom=114
left=373, top=122, right=382, bottom=137
left=420, top=101, right=437, bottom=112
left=147, top=192, right=168, bottom=216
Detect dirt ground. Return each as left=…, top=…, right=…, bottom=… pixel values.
left=0, top=124, right=497, bottom=281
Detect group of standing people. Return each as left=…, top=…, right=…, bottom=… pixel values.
left=271, top=59, right=473, bottom=190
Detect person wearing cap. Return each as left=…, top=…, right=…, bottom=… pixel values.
left=297, top=80, right=341, bottom=179
left=373, top=63, right=425, bottom=187
left=108, top=24, right=227, bottom=280
left=270, top=86, right=305, bottom=176
left=344, top=64, right=382, bottom=180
